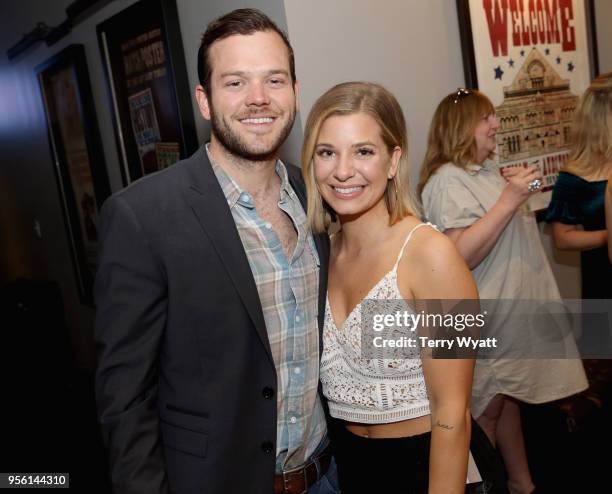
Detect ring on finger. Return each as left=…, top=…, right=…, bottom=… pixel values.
left=527, top=179, right=542, bottom=192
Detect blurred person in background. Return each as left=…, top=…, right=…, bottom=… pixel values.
left=546, top=72, right=612, bottom=299
left=419, top=88, right=588, bottom=494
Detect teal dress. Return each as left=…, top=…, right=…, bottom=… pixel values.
left=545, top=171, right=611, bottom=299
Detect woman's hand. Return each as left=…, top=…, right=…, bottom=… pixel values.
left=499, top=165, right=542, bottom=211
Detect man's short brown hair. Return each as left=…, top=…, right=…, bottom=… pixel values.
left=197, top=8, right=296, bottom=93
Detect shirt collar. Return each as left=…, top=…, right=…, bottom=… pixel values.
left=275, top=160, right=292, bottom=201
left=206, top=143, right=291, bottom=209
left=465, top=159, right=497, bottom=176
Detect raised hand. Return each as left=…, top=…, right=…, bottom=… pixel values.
left=499, top=165, right=542, bottom=211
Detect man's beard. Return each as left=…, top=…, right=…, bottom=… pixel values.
left=209, top=105, right=296, bottom=162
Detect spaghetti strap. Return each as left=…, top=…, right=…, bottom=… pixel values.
left=392, top=222, right=436, bottom=269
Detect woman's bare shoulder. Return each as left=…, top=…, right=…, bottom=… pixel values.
left=398, top=222, right=476, bottom=299
left=404, top=224, right=460, bottom=268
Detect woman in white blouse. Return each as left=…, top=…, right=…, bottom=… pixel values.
left=302, top=82, right=482, bottom=493
left=419, top=88, right=587, bottom=494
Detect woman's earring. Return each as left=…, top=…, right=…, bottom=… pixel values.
left=391, top=175, right=399, bottom=196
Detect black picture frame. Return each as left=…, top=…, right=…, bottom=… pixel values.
left=36, top=44, right=111, bottom=306
left=456, top=0, right=599, bottom=88
left=97, top=0, right=198, bottom=185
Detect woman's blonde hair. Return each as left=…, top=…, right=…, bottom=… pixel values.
left=302, top=81, right=418, bottom=233
left=417, top=89, right=495, bottom=199
left=564, top=72, right=612, bottom=176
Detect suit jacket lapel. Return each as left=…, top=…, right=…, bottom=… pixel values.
left=182, top=148, right=273, bottom=365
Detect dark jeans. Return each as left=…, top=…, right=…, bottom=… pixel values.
left=308, top=457, right=340, bottom=494
left=334, top=418, right=508, bottom=494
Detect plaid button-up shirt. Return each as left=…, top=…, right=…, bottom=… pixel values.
left=208, top=146, right=326, bottom=472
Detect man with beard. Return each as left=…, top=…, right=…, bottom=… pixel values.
left=94, top=9, right=337, bottom=494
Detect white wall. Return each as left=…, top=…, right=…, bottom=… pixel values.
left=284, top=0, right=465, bottom=189
left=595, top=0, right=612, bottom=74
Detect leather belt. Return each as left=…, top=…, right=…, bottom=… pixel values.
left=273, top=443, right=332, bottom=494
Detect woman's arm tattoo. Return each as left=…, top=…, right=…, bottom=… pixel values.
left=435, top=420, right=455, bottom=430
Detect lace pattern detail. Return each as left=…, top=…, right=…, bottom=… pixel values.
left=320, top=223, right=436, bottom=423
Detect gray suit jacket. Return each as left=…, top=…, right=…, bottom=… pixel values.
left=94, top=146, right=329, bottom=494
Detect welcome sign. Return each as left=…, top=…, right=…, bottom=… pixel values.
left=457, top=0, right=598, bottom=210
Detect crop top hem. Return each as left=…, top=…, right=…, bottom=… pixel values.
left=328, top=403, right=431, bottom=424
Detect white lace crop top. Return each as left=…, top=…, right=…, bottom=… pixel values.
left=320, top=223, right=435, bottom=424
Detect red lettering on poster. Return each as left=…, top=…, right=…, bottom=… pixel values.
left=559, top=0, right=576, bottom=51
left=483, top=0, right=509, bottom=57
left=520, top=0, right=531, bottom=44
left=528, top=0, right=538, bottom=44
left=543, top=0, right=560, bottom=43
left=536, top=0, right=547, bottom=43
left=509, top=0, right=523, bottom=45
left=482, top=0, right=574, bottom=53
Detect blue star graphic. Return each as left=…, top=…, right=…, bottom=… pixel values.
left=556, top=56, right=561, bottom=64
left=520, top=50, right=525, bottom=57
left=567, top=61, right=574, bottom=72
left=494, top=66, right=504, bottom=80
left=545, top=48, right=550, bottom=55
left=508, top=59, right=515, bottom=68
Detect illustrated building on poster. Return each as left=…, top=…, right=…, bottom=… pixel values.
left=496, top=47, right=579, bottom=165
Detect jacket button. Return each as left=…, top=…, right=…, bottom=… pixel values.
left=262, top=387, right=274, bottom=399
left=261, top=441, right=274, bottom=453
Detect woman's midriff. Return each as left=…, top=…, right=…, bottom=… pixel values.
left=344, top=414, right=431, bottom=438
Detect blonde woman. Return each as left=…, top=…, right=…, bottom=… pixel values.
left=546, top=72, right=612, bottom=298
left=302, top=82, right=503, bottom=494
left=419, top=89, right=588, bottom=494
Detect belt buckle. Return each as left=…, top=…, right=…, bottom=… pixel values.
left=283, top=464, right=308, bottom=494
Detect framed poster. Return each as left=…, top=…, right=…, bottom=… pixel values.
left=36, top=44, right=111, bottom=306
left=457, top=0, right=599, bottom=211
left=97, top=0, right=198, bottom=185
